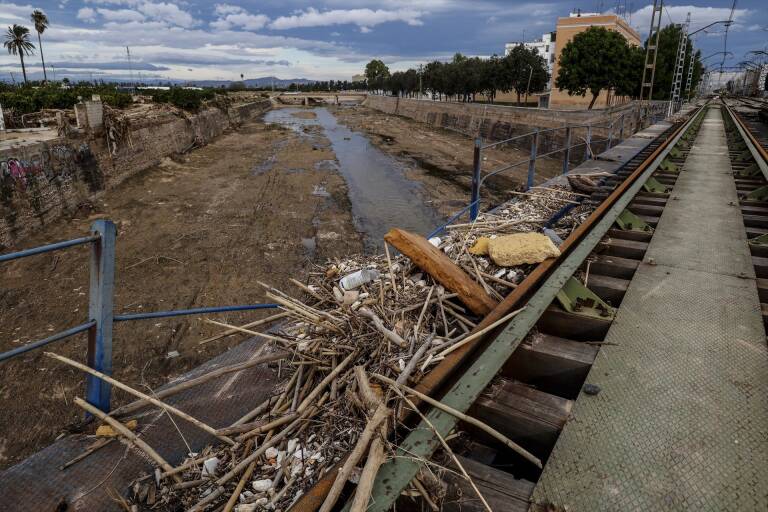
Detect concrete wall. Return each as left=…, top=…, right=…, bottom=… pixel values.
left=363, top=95, right=643, bottom=147
left=0, top=99, right=271, bottom=249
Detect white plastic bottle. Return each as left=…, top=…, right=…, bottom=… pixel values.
left=339, top=269, right=380, bottom=290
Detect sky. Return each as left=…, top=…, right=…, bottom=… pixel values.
left=0, top=1, right=766, bottom=83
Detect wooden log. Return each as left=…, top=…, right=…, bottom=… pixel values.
left=384, top=228, right=498, bottom=315
left=73, top=397, right=182, bottom=483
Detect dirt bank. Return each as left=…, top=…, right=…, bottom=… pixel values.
left=333, top=105, right=564, bottom=217
left=0, top=118, right=362, bottom=468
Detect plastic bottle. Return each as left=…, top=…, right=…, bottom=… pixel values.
left=339, top=269, right=380, bottom=290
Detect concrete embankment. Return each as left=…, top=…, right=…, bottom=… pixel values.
left=0, top=99, right=271, bottom=249
left=363, top=95, right=649, bottom=150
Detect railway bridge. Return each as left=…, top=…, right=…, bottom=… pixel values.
left=1, top=97, right=767, bottom=511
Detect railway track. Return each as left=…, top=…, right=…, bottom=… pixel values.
left=723, top=99, right=768, bottom=333
left=288, top=104, right=723, bottom=511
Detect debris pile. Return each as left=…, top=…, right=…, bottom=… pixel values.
left=51, top=186, right=592, bottom=511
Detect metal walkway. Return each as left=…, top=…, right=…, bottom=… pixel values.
left=532, top=106, right=768, bottom=510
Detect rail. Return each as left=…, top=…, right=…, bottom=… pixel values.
left=361, top=101, right=708, bottom=512
left=722, top=99, right=768, bottom=180
left=0, top=219, right=278, bottom=413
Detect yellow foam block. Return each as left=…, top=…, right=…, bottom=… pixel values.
left=487, top=232, right=560, bottom=267
left=468, top=237, right=491, bottom=255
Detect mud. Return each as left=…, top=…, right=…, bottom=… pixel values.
left=0, top=118, right=363, bottom=468
left=333, top=105, right=564, bottom=217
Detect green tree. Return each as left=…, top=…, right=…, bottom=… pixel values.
left=365, top=59, right=390, bottom=93
left=555, top=27, right=632, bottom=109
left=30, top=10, right=48, bottom=82
left=645, top=24, right=704, bottom=100
left=3, top=24, right=35, bottom=83
left=502, top=44, right=548, bottom=105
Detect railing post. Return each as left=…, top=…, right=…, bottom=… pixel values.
left=562, top=126, right=572, bottom=175
left=470, top=138, right=482, bottom=221
left=526, top=129, right=539, bottom=191
left=619, top=114, right=625, bottom=142
left=585, top=124, right=592, bottom=161
left=607, top=119, right=614, bottom=149
left=86, top=219, right=116, bottom=413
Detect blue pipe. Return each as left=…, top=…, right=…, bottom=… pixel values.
left=113, top=303, right=280, bottom=322
left=0, top=235, right=100, bottom=263
left=0, top=321, right=96, bottom=363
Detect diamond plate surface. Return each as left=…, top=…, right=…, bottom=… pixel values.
left=532, top=107, right=768, bottom=511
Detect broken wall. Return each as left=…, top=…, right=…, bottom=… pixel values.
left=0, top=99, right=271, bottom=249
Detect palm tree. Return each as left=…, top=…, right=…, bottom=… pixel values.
left=31, top=10, right=49, bottom=82
left=3, top=25, right=35, bottom=83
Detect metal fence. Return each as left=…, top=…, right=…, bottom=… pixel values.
left=0, top=219, right=278, bottom=413
left=466, top=103, right=668, bottom=220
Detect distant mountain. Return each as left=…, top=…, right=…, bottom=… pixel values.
left=0, top=74, right=316, bottom=88
left=181, top=77, right=315, bottom=88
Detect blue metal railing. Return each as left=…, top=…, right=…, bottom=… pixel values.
left=0, top=220, right=279, bottom=413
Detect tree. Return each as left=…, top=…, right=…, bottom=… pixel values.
left=644, top=24, right=704, bottom=100
left=502, top=45, right=548, bottom=105
left=556, top=27, right=632, bottom=109
left=365, top=59, right=390, bottom=93
left=30, top=10, right=48, bottom=82
left=3, top=24, right=35, bottom=84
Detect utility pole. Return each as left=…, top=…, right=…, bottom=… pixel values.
left=525, top=65, right=533, bottom=105
left=126, top=46, right=134, bottom=91
left=640, top=0, right=663, bottom=124
left=669, top=13, right=690, bottom=116
left=418, top=64, right=423, bottom=100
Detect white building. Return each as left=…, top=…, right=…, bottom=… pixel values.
left=504, top=31, right=556, bottom=76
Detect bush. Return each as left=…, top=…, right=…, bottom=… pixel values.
left=0, top=84, right=133, bottom=114
left=149, top=88, right=217, bottom=111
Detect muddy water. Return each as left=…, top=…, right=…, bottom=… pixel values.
left=264, top=107, right=442, bottom=251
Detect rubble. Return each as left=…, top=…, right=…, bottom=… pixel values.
left=81, top=185, right=594, bottom=511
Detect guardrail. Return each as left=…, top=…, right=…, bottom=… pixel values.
left=466, top=104, right=668, bottom=220
left=0, top=219, right=278, bottom=413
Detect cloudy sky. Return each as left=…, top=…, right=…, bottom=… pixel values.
left=0, top=1, right=766, bottom=83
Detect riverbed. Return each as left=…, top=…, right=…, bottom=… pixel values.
left=264, top=107, right=442, bottom=251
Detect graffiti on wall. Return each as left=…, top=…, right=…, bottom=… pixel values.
left=1, top=143, right=98, bottom=192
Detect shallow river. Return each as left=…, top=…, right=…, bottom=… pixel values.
left=263, top=107, right=442, bottom=252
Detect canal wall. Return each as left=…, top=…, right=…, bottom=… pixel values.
left=363, top=95, right=652, bottom=152
left=0, top=99, right=271, bottom=249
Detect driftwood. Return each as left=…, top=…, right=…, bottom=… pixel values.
left=73, top=397, right=182, bottom=483
left=384, top=228, right=498, bottom=315
left=318, top=403, right=390, bottom=512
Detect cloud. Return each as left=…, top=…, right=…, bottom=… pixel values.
left=50, top=60, right=170, bottom=71
left=137, top=2, right=197, bottom=28
left=210, top=5, right=270, bottom=31
left=96, top=8, right=145, bottom=23
left=77, top=7, right=97, bottom=22
left=269, top=7, right=425, bottom=30
left=629, top=5, right=753, bottom=39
